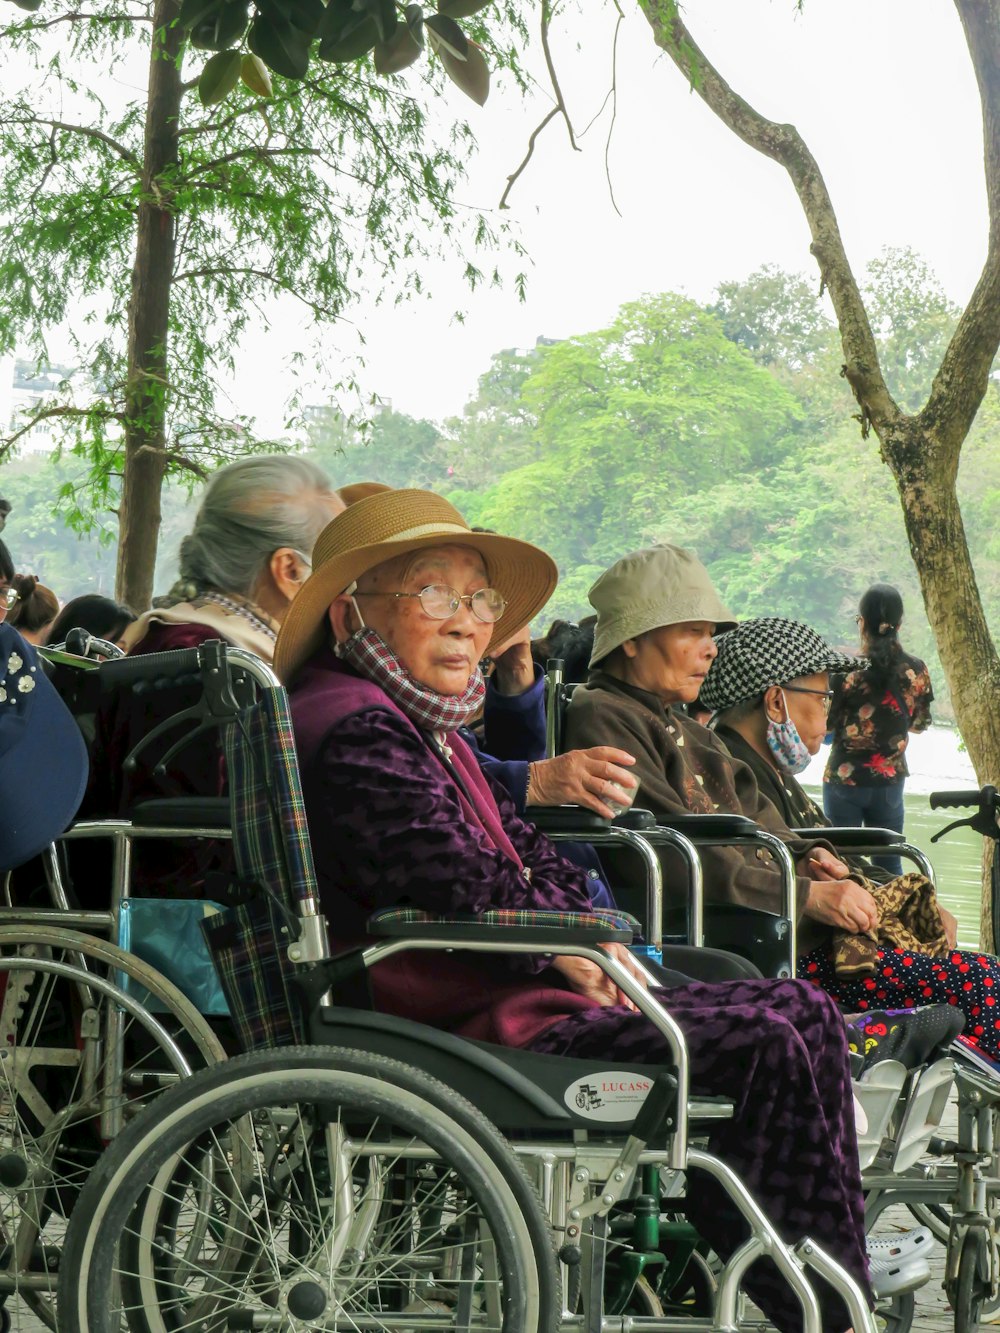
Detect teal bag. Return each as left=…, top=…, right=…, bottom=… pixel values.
left=118, top=898, right=231, bottom=1015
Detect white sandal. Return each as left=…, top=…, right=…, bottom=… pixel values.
left=867, top=1226, right=933, bottom=1259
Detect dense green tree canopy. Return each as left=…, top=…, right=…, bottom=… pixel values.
left=8, top=252, right=996, bottom=721
left=451, top=292, right=804, bottom=566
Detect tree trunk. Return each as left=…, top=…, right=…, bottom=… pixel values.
left=116, top=0, right=182, bottom=610
left=639, top=0, right=1000, bottom=946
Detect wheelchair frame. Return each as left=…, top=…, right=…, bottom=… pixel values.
left=55, top=641, right=878, bottom=1333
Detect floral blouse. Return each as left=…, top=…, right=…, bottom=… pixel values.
left=823, top=650, right=934, bottom=786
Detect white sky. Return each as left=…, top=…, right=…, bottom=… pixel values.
left=6, top=0, right=987, bottom=431
left=230, top=0, right=986, bottom=428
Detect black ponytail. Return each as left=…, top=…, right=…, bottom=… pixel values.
left=858, top=583, right=904, bottom=687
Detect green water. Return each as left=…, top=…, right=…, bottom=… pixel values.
left=899, top=795, right=985, bottom=949
left=803, top=786, right=986, bottom=949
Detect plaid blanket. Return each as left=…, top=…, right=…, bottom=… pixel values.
left=201, top=687, right=316, bottom=1049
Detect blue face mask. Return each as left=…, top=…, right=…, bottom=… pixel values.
left=766, top=689, right=812, bottom=776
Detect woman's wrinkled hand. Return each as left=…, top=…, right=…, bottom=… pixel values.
left=526, top=747, right=637, bottom=818
left=551, top=943, right=650, bottom=1011
left=805, top=879, right=880, bottom=933
left=489, top=626, right=536, bottom=697
left=801, top=845, right=852, bottom=881
left=940, top=905, right=959, bottom=950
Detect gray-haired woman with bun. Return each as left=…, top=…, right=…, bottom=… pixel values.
left=85, top=455, right=344, bottom=898
left=123, top=454, right=344, bottom=662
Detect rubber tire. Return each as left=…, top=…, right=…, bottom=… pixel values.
left=955, top=1229, right=989, bottom=1333
left=58, top=1045, right=560, bottom=1333
left=0, top=929, right=224, bottom=1329
left=877, top=1290, right=914, bottom=1333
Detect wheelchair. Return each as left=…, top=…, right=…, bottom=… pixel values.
left=52, top=639, right=888, bottom=1333
left=548, top=656, right=1000, bottom=1333
left=0, top=634, right=229, bottom=1329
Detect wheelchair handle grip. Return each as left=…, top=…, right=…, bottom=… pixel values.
left=929, top=789, right=982, bottom=810
left=100, top=645, right=206, bottom=689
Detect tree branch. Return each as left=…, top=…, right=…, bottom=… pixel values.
left=920, top=0, right=1000, bottom=455
left=2, top=114, right=140, bottom=170
left=637, top=0, right=899, bottom=436
left=171, top=264, right=342, bottom=320
left=188, top=144, right=327, bottom=175
left=0, top=403, right=122, bottom=456
left=541, top=0, right=578, bottom=152
left=16, top=8, right=152, bottom=29
left=499, top=107, right=558, bottom=209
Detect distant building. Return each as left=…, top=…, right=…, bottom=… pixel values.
left=3, top=358, right=76, bottom=455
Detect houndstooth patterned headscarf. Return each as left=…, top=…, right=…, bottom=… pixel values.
left=700, top=617, right=863, bottom=713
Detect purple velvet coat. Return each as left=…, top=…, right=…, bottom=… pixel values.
left=290, top=648, right=602, bottom=1048
left=289, top=649, right=873, bottom=1330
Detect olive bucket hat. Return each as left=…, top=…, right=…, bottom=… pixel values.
left=700, top=616, right=864, bottom=713
left=588, top=544, right=736, bottom=667
left=274, top=489, right=558, bottom=684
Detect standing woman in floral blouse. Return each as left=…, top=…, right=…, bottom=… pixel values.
left=823, top=584, right=934, bottom=875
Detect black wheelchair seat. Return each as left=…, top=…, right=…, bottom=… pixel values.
left=312, top=1004, right=732, bottom=1135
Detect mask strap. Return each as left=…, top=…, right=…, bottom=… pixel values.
left=769, top=687, right=790, bottom=724
left=343, top=580, right=366, bottom=630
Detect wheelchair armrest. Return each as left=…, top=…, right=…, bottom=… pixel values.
left=529, top=806, right=612, bottom=833
left=798, top=826, right=904, bottom=848
left=131, top=797, right=231, bottom=830
left=529, top=805, right=656, bottom=832
left=367, top=905, right=640, bottom=946
left=655, top=813, right=758, bottom=839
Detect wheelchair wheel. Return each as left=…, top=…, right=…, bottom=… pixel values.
left=955, top=1229, right=990, bottom=1333
left=876, top=1290, right=914, bottom=1333
left=59, top=1046, right=560, bottom=1333
left=0, top=927, right=225, bottom=1329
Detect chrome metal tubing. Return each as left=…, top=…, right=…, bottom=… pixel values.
left=689, top=1146, right=876, bottom=1333
left=547, top=825, right=671, bottom=955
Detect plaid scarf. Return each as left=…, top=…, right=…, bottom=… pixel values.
left=338, top=628, right=486, bottom=732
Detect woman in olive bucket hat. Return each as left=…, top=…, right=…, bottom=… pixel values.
left=566, top=544, right=856, bottom=954
left=277, top=498, right=871, bottom=1331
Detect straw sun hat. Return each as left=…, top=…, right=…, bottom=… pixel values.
left=274, top=489, right=558, bottom=683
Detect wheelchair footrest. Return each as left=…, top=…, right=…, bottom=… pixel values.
left=890, top=1058, right=956, bottom=1172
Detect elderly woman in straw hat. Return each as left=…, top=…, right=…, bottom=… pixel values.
left=275, top=492, right=871, bottom=1332
left=700, top=618, right=1000, bottom=1059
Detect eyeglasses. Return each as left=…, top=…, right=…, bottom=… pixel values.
left=356, top=584, right=506, bottom=624
left=0, top=587, right=19, bottom=611
left=784, top=684, right=835, bottom=713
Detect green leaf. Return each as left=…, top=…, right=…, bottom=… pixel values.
left=177, top=0, right=221, bottom=33
left=247, top=10, right=311, bottom=78
left=436, top=0, right=491, bottom=17
left=317, top=0, right=394, bottom=62
left=257, top=0, right=324, bottom=37
left=188, top=0, right=250, bottom=51
left=374, top=22, right=422, bottom=74
left=198, top=49, right=243, bottom=104
left=423, top=12, right=467, bottom=60
left=436, top=35, right=488, bottom=104
left=240, top=51, right=273, bottom=97
left=404, top=4, right=425, bottom=47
